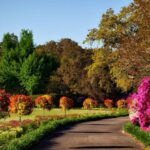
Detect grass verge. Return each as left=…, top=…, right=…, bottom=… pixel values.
left=124, top=122, right=150, bottom=150
left=2, top=110, right=128, bottom=150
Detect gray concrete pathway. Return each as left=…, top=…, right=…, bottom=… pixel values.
left=32, top=117, right=143, bottom=150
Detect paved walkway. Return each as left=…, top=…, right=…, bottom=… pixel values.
left=32, top=117, right=143, bottom=150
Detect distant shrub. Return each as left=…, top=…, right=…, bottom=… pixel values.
left=59, top=96, right=74, bottom=113
left=35, top=95, right=53, bottom=110
left=116, top=99, right=127, bottom=108
left=83, top=98, right=99, bottom=109
left=104, top=99, right=114, bottom=108
left=9, top=95, right=33, bottom=121
left=0, top=89, right=10, bottom=112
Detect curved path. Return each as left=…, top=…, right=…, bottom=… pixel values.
left=32, top=117, right=143, bottom=150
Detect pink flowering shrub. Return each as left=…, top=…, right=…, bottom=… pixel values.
left=127, top=77, right=150, bottom=131
left=127, top=94, right=139, bottom=125
left=136, top=77, right=150, bottom=131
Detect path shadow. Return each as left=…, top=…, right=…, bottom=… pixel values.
left=67, top=131, right=112, bottom=134
left=70, top=146, right=134, bottom=149
left=29, top=124, right=76, bottom=150
left=85, top=123, right=115, bottom=126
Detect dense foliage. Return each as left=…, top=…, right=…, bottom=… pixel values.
left=59, top=96, right=74, bottom=111
left=35, top=95, right=53, bottom=110
left=9, top=95, right=33, bottom=120
left=0, top=89, right=10, bottom=112
left=116, top=99, right=127, bottom=109
left=0, top=30, right=58, bottom=94
left=104, top=99, right=114, bottom=108
left=83, top=98, right=98, bottom=109
left=84, top=0, right=150, bottom=93
left=128, top=77, right=150, bottom=131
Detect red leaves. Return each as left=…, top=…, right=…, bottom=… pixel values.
left=9, top=95, right=33, bottom=115
left=0, top=89, right=10, bottom=112
left=59, top=96, right=74, bottom=110
left=104, top=99, right=114, bottom=108
left=35, top=95, right=53, bottom=110
left=83, top=98, right=99, bottom=109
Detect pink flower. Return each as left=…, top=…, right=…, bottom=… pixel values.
left=127, top=77, right=150, bottom=131
left=146, top=107, right=150, bottom=116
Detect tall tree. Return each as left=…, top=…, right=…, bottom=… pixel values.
left=0, top=30, right=58, bottom=94
left=0, top=33, right=20, bottom=92
left=111, top=0, right=150, bottom=91
left=47, top=38, right=93, bottom=97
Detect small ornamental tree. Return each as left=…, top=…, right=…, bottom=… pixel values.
left=116, top=99, right=127, bottom=109
left=104, top=99, right=114, bottom=108
left=0, top=89, right=10, bottom=119
left=83, top=98, right=98, bottom=109
left=9, top=95, right=33, bottom=121
left=35, top=95, right=53, bottom=114
left=59, top=96, right=74, bottom=116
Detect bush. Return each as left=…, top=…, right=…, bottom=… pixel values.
left=116, top=99, right=127, bottom=108
left=59, top=96, right=74, bottom=111
left=83, top=98, right=99, bottom=109
left=0, top=89, right=10, bottom=112
left=104, top=99, right=113, bottom=108
left=127, top=77, right=150, bottom=131
left=35, top=95, right=53, bottom=110
left=9, top=95, right=33, bottom=121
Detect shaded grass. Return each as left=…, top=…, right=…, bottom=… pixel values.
left=124, top=122, right=150, bottom=150
left=1, top=109, right=128, bottom=150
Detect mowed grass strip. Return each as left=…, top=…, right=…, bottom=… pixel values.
left=124, top=122, right=150, bottom=150
left=0, top=108, right=116, bottom=122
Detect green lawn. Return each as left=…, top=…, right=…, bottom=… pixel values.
left=1, top=108, right=119, bottom=122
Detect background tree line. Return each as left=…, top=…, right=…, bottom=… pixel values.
left=0, top=0, right=149, bottom=103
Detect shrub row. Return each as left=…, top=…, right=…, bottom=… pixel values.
left=1, top=110, right=128, bottom=150
left=124, top=122, right=150, bottom=149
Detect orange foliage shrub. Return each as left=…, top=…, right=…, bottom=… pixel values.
left=104, top=99, right=114, bottom=108
left=116, top=99, right=127, bottom=108
left=35, top=95, right=53, bottom=110
left=9, top=95, right=33, bottom=115
left=59, top=96, right=74, bottom=110
left=83, top=98, right=99, bottom=109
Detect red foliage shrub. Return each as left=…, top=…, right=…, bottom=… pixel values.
left=83, top=98, right=99, bottom=109
left=35, top=95, right=53, bottom=110
left=9, top=95, right=33, bottom=115
left=0, top=89, right=10, bottom=112
left=104, top=99, right=114, bottom=108
left=59, top=96, right=74, bottom=110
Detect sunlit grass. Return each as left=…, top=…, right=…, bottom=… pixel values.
left=0, top=108, right=120, bottom=122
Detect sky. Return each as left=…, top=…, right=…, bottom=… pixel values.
left=0, top=0, right=133, bottom=47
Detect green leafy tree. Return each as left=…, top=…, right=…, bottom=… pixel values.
left=19, top=52, right=58, bottom=94
left=0, top=33, right=20, bottom=92
left=0, top=30, right=58, bottom=94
